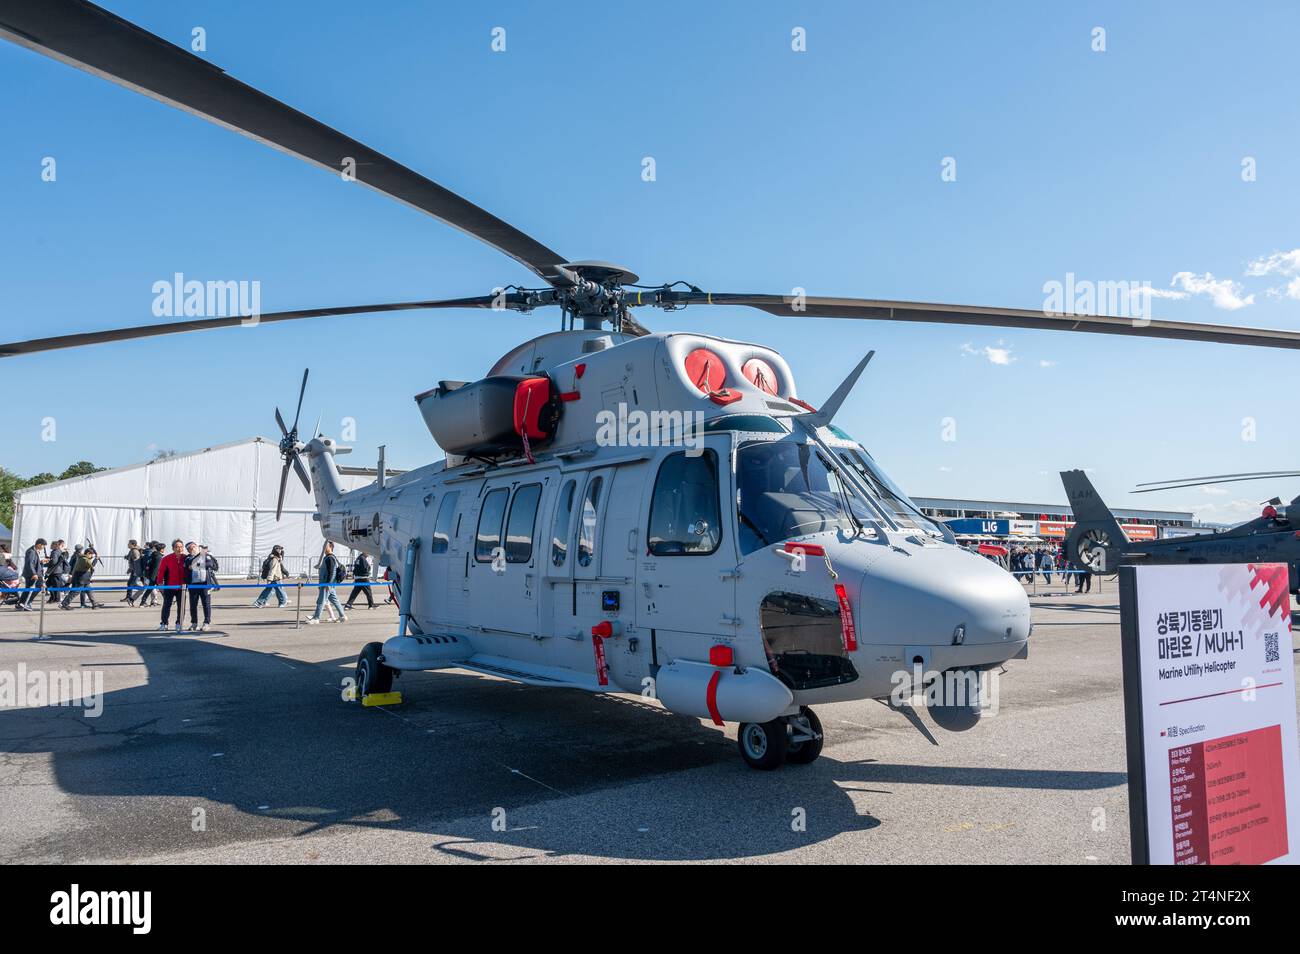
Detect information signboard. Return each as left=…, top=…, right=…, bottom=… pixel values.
left=1120, top=563, right=1299, bottom=865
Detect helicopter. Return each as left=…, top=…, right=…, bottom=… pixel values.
left=7, top=1, right=1300, bottom=769
left=1062, top=469, right=1300, bottom=594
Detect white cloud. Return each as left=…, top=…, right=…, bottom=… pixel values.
left=1188, top=498, right=1267, bottom=524
left=1246, top=249, right=1300, bottom=277
left=1038, top=359, right=1057, bottom=367
left=961, top=341, right=1015, bottom=365
left=1169, top=271, right=1254, bottom=310
left=1133, top=285, right=1189, bottom=301
left=1198, top=485, right=1229, bottom=496
left=1245, top=250, right=1300, bottom=300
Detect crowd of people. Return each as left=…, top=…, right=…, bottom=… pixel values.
left=2, top=537, right=392, bottom=632
left=966, top=542, right=1094, bottom=593
left=1008, top=543, right=1092, bottom=593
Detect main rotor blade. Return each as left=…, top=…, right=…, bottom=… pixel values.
left=291, top=369, right=309, bottom=434
left=1136, top=470, right=1300, bottom=488
left=274, top=407, right=289, bottom=439
left=0, top=0, right=568, bottom=283
left=643, top=292, right=1300, bottom=351
left=1131, top=472, right=1300, bottom=494
left=0, top=296, right=499, bottom=357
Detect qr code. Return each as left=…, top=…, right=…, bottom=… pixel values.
left=1265, top=632, right=1280, bottom=663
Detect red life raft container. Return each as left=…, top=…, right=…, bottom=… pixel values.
left=415, top=375, right=561, bottom=457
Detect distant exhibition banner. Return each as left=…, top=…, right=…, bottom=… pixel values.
left=1120, top=564, right=1300, bottom=864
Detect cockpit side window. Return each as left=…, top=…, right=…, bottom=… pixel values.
left=648, top=450, right=722, bottom=556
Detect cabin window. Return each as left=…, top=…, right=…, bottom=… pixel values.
left=577, top=476, right=604, bottom=568
left=551, top=479, right=576, bottom=567
left=648, top=450, right=721, bottom=556
left=505, top=483, right=542, bottom=564
left=431, top=491, right=460, bottom=554
left=475, top=488, right=509, bottom=562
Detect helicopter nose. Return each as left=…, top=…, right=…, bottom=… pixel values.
left=856, top=543, right=1031, bottom=648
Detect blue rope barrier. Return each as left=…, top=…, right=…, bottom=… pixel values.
left=3, top=581, right=394, bottom=595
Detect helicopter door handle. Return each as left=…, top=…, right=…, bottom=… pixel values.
left=719, top=615, right=742, bottom=626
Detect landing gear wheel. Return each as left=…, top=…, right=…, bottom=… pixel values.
left=738, top=718, right=787, bottom=770
left=784, top=706, right=824, bottom=765
left=355, top=642, right=393, bottom=699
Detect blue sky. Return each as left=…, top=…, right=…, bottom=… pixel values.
left=4, top=1, right=1300, bottom=522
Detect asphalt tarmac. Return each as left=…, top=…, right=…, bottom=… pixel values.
left=1, top=581, right=1294, bottom=863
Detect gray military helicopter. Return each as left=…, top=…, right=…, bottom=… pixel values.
left=1062, top=469, right=1300, bottom=593
left=7, top=1, right=1300, bottom=768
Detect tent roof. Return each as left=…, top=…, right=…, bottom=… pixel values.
left=14, top=436, right=274, bottom=499
left=14, top=437, right=409, bottom=501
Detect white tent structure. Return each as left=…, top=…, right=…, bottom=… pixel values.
left=11, top=437, right=378, bottom=578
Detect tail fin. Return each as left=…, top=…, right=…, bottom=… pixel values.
left=1060, top=470, right=1127, bottom=573
left=1061, top=470, right=1124, bottom=535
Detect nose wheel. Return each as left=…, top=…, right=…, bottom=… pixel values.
left=737, top=707, right=823, bottom=769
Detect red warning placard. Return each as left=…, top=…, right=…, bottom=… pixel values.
left=1169, top=725, right=1289, bottom=865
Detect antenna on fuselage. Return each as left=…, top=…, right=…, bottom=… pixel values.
left=795, top=350, right=875, bottom=430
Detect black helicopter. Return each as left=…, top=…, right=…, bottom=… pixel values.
left=1061, top=469, right=1300, bottom=592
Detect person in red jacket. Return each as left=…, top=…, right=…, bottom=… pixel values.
left=155, top=538, right=188, bottom=633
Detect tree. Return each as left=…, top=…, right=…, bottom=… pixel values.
left=0, top=462, right=107, bottom=530
left=0, top=467, right=23, bottom=529
left=58, top=461, right=105, bottom=481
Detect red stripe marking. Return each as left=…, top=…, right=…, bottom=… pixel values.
left=592, top=635, right=609, bottom=687
left=1159, top=682, right=1282, bottom=706
left=559, top=391, right=581, bottom=402
left=834, top=583, right=857, bottom=652
left=705, top=670, right=723, bottom=725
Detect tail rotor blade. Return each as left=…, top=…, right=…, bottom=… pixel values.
left=291, top=453, right=311, bottom=492
left=291, top=368, right=309, bottom=433
left=275, top=460, right=291, bottom=521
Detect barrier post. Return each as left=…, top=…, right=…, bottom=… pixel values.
left=37, top=583, right=46, bottom=640
left=295, top=582, right=303, bottom=629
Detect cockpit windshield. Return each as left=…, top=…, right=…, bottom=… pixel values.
left=827, top=428, right=940, bottom=535
left=735, top=440, right=879, bottom=554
